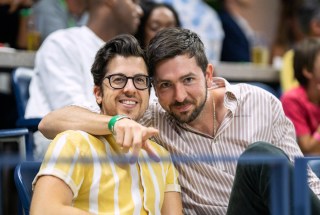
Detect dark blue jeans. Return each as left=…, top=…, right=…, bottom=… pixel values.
left=226, top=142, right=320, bottom=215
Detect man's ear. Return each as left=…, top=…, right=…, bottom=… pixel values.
left=94, top=86, right=103, bottom=105
left=205, top=63, right=214, bottom=86
left=302, top=67, right=313, bottom=80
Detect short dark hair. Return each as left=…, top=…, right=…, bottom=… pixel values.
left=293, top=37, right=320, bottom=86
left=297, top=0, right=320, bottom=34
left=91, top=34, right=147, bottom=87
left=147, top=27, right=208, bottom=78
left=135, top=1, right=181, bottom=48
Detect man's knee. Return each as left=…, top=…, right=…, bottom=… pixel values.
left=242, top=141, right=289, bottom=160
left=235, top=142, right=291, bottom=185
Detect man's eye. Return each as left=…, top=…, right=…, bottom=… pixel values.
left=135, top=77, right=146, bottom=84
left=184, top=77, right=194, bottom=84
left=159, top=82, right=171, bottom=88
left=113, top=77, right=126, bottom=83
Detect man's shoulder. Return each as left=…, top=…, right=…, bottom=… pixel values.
left=55, top=130, right=100, bottom=148
left=233, top=83, right=281, bottom=107
left=37, top=27, right=86, bottom=59
left=43, top=26, right=85, bottom=45
left=239, top=83, right=277, bottom=96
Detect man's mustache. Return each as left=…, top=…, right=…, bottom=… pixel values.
left=171, top=100, right=193, bottom=107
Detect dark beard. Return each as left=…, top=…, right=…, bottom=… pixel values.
left=170, top=88, right=207, bottom=123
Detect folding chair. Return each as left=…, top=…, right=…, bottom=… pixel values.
left=0, top=128, right=28, bottom=215
left=14, top=161, right=41, bottom=215
left=12, top=67, right=42, bottom=158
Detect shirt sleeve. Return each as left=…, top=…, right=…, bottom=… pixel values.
left=32, top=131, right=87, bottom=198
left=161, top=147, right=180, bottom=192
left=151, top=142, right=181, bottom=193
left=165, top=160, right=181, bottom=193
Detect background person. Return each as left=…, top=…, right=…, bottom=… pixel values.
left=24, top=0, right=143, bottom=159
left=30, top=34, right=182, bottom=215
left=216, top=0, right=255, bottom=62
left=134, top=1, right=180, bottom=49
left=26, top=0, right=142, bottom=118
left=32, top=0, right=89, bottom=42
left=0, top=0, right=34, bottom=49
left=270, top=0, right=303, bottom=67
left=134, top=0, right=181, bottom=102
left=280, top=1, right=320, bottom=93
left=281, top=37, right=320, bottom=155
left=150, top=0, right=224, bottom=65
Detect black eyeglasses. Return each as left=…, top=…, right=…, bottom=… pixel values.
left=103, top=74, right=152, bottom=90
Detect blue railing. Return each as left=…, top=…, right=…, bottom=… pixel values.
left=1, top=154, right=320, bottom=215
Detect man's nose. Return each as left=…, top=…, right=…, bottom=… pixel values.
left=174, top=84, right=187, bottom=102
left=123, top=79, right=136, bottom=91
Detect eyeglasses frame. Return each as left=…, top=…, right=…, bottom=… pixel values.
left=103, top=74, right=152, bottom=90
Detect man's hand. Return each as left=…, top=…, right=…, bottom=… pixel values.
left=113, top=118, right=160, bottom=163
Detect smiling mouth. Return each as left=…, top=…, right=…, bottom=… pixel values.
left=173, top=103, right=191, bottom=112
left=120, top=100, right=137, bottom=105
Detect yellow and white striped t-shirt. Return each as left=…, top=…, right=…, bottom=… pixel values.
left=32, top=130, right=180, bottom=215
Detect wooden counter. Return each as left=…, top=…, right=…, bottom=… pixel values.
left=0, top=49, right=36, bottom=69
left=215, top=62, right=279, bottom=83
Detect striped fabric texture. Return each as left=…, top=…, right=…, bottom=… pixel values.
left=140, top=77, right=320, bottom=215
left=32, top=130, right=180, bottom=215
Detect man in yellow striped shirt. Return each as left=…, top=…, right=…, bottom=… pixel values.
left=30, top=34, right=182, bottom=215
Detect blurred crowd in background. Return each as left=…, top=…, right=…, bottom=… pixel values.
left=1, top=0, right=317, bottom=68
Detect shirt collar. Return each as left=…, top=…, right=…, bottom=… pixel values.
left=212, top=77, right=240, bottom=109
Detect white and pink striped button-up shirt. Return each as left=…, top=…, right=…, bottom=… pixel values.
left=140, top=77, right=320, bottom=215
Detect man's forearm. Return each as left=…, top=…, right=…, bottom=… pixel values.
left=39, top=105, right=160, bottom=162
left=39, top=105, right=111, bottom=139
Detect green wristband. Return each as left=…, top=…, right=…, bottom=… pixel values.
left=20, top=8, right=32, bottom=17
left=108, top=115, right=130, bottom=134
